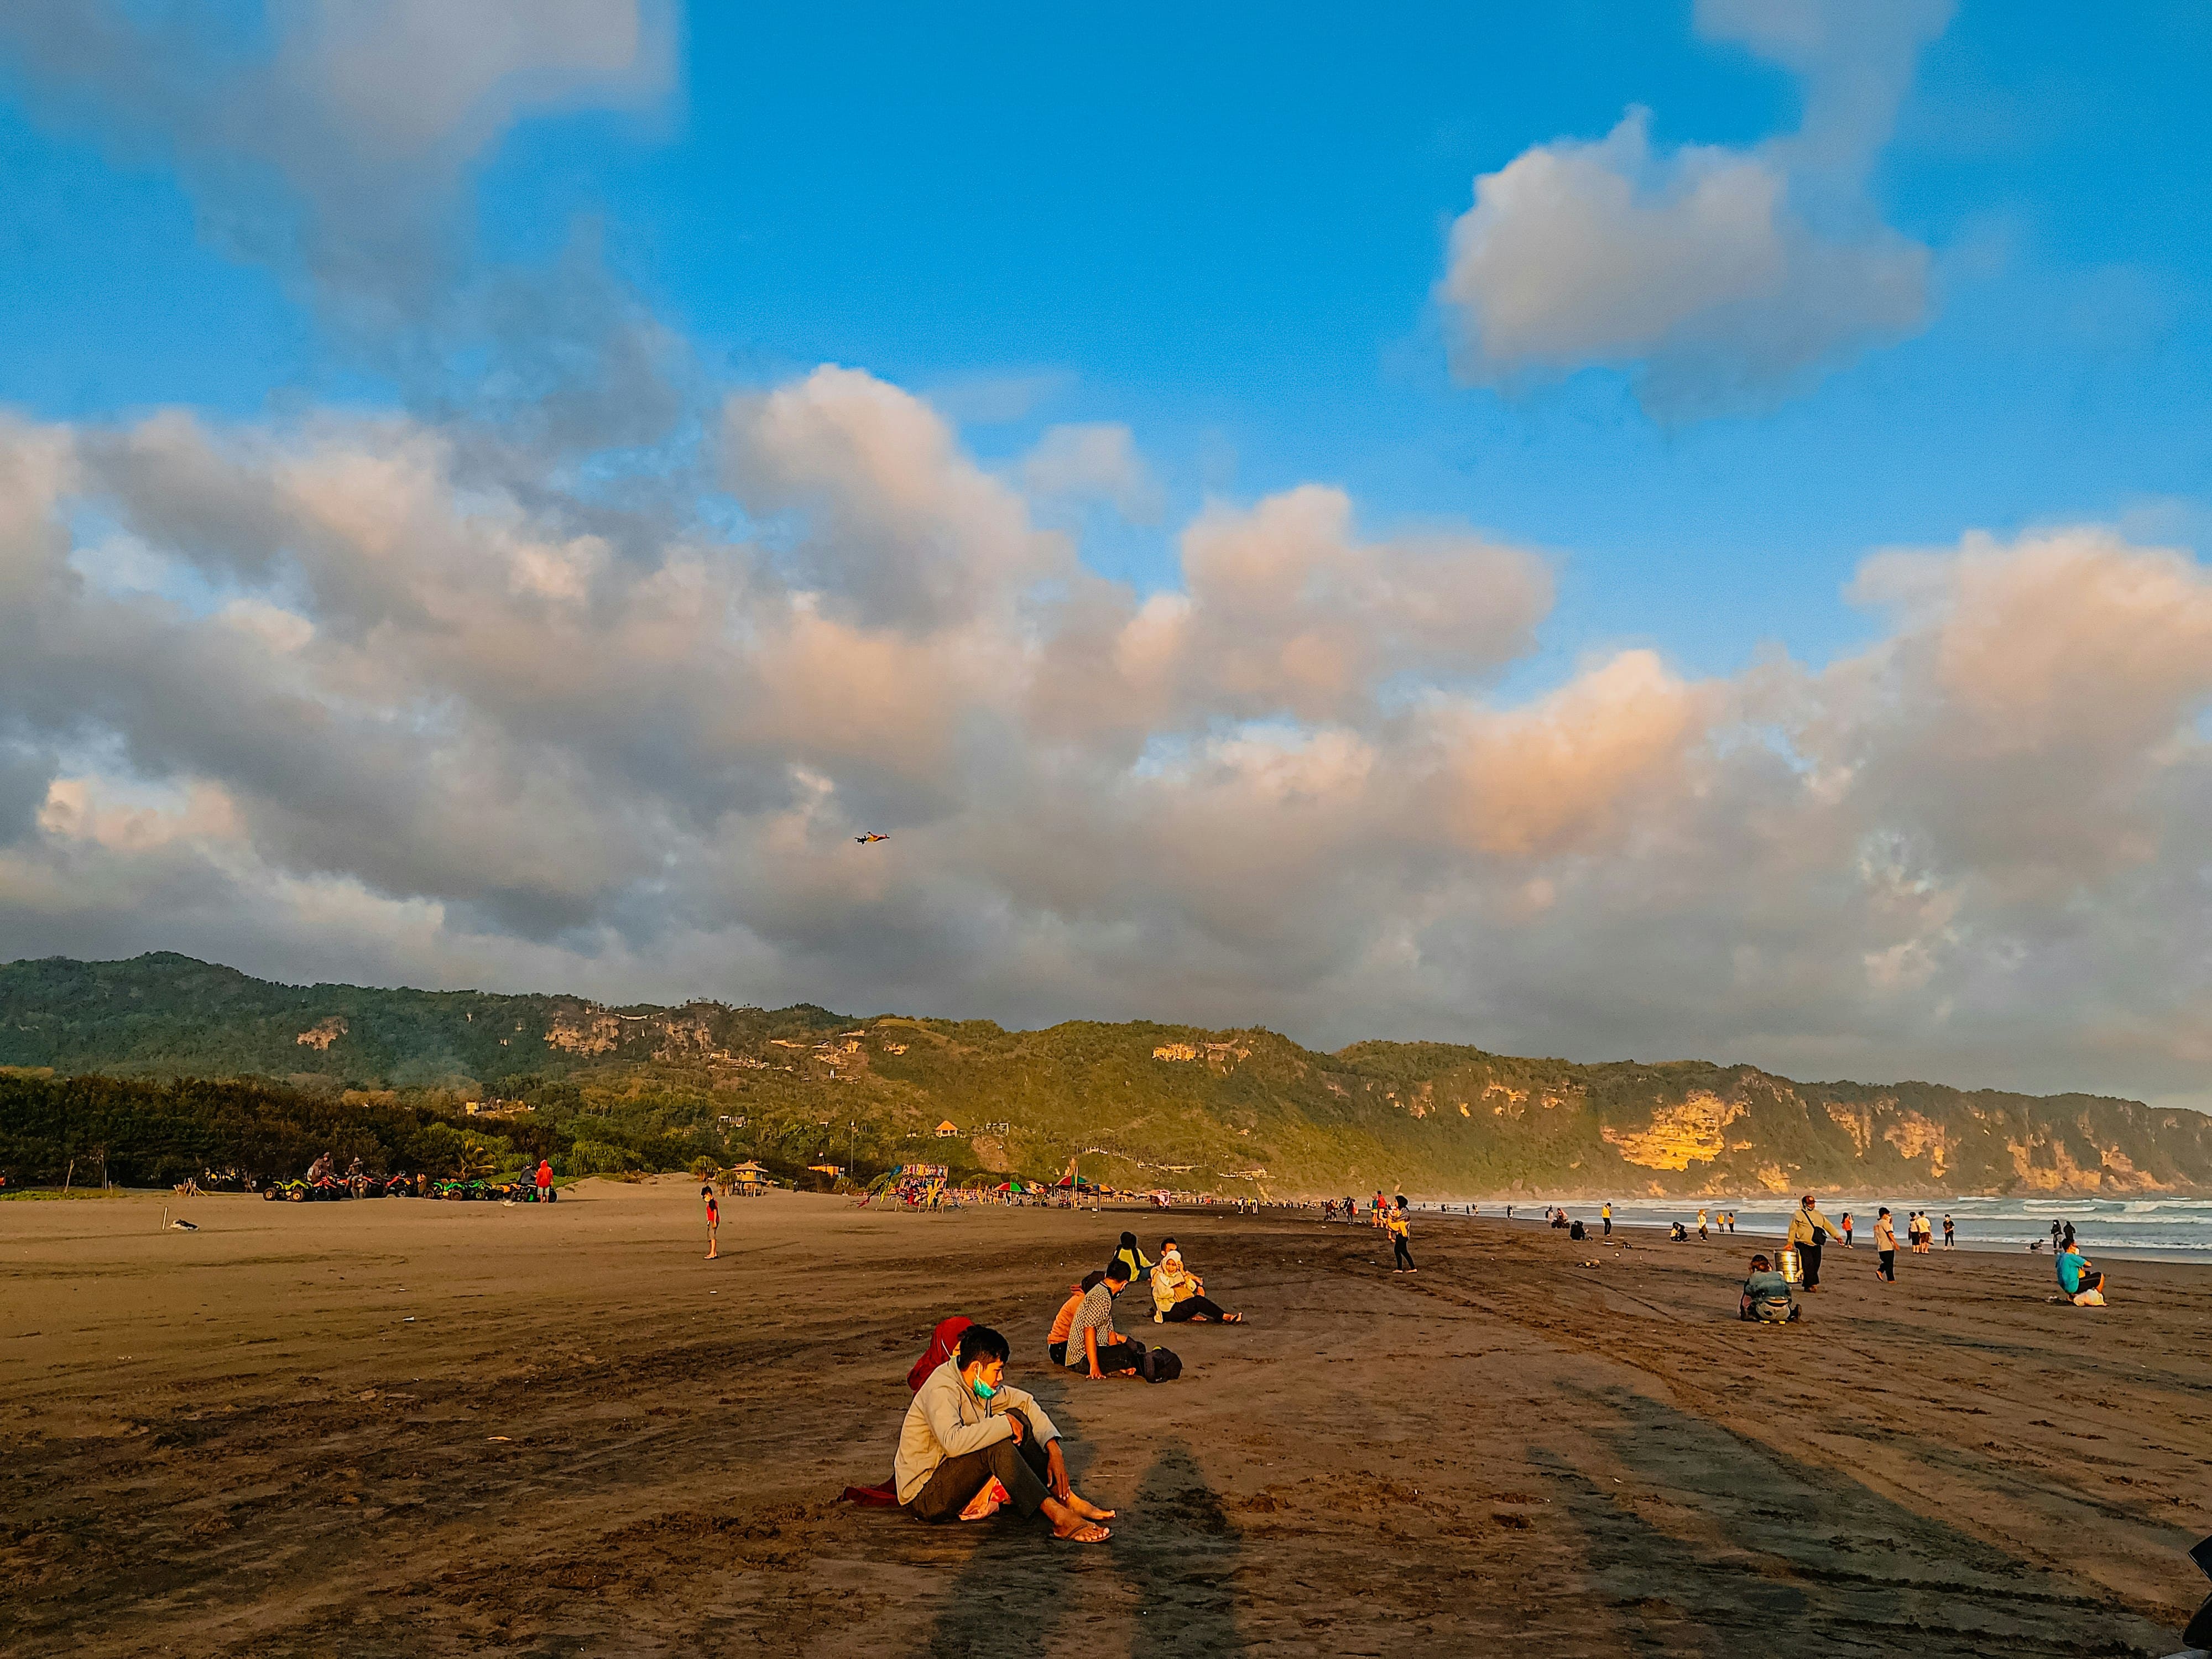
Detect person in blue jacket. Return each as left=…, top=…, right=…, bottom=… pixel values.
left=2056, top=1241, right=2105, bottom=1302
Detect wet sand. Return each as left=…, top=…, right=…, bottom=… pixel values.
left=4, top=1181, right=2209, bottom=1656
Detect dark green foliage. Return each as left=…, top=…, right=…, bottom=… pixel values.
left=4, top=953, right=2210, bottom=1195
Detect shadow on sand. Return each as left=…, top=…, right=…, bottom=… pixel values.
left=919, top=1430, right=1244, bottom=1657
left=1530, top=1383, right=2171, bottom=1657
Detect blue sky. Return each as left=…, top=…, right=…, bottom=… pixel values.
left=4, top=2, right=2212, bottom=1107
left=7, top=1, right=2209, bottom=681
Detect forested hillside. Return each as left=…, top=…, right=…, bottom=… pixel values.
left=5, top=953, right=2210, bottom=1197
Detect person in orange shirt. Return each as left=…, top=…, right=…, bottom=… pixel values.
left=1047, top=1272, right=1104, bottom=1367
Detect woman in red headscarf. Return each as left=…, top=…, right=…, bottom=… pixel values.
left=848, top=1316, right=977, bottom=1505
left=906, top=1316, right=974, bottom=1393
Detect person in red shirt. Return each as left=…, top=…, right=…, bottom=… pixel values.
left=705, top=1190, right=719, bottom=1259
left=534, top=1159, right=554, bottom=1203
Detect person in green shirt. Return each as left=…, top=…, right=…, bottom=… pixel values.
left=1739, top=1254, right=1799, bottom=1323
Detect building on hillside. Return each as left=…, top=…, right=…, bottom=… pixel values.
left=934, top=1120, right=961, bottom=1138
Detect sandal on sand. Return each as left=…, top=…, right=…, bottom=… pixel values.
left=1058, top=1521, right=1110, bottom=1543
left=1223, top=1312, right=1245, bottom=1323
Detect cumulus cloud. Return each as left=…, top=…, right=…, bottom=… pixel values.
left=6, top=374, right=2212, bottom=1108
left=1439, top=0, right=1948, bottom=418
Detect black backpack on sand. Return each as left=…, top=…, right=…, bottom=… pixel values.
left=1142, top=1347, right=1182, bottom=1383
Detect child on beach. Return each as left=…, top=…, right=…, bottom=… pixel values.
left=705, top=1190, right=719, bottom=1260
left=1943, top=1214, right=1955, bottom=1248
left=1840, top=1212, right=1854, bottom=1248
left=1387, top=1208, right=1416, bottom=1272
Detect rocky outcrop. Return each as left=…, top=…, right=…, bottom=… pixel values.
left=295, top=1017, right=347, bottom=1051
left=1602, top=1092, right=1741, bottom=1171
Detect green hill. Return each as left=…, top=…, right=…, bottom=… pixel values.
left=4, top=952, right=2209, bottom=1197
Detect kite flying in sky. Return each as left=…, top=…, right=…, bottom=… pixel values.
left=854, top=833, right=889, bottom=844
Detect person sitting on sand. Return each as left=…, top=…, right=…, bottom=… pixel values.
left=1067, top=1261, right=1146, bottom=1378
left=1150, top=1240, right=1244, bottom=1323
left=1739, top=1254, right=1800, bottom=1323
left=896, top=1324, right=1113, bottom=1541
left=2056, top=1241, right=2106, bottom=1305
left=1049, top=1272, right=1104, bottom=1365
left=1107, top=1232, right=1152, bottom=1285
left=1786, top=1194, right=1840, bottom=1291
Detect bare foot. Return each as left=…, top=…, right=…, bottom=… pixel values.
left=1223, top=1312, right=1245, bottom=1323
left=1065, top=1493, right=1116, bottom=1521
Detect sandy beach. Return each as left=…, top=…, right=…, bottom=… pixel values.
left=5, top=1180, right=2208, bottom=1656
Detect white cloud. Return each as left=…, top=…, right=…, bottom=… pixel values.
left=4, top=379, right=2212, bottom=1108
left=1439, top=0, right=1948, bottom=418
left=1019, top=424, right=1165, bottom=524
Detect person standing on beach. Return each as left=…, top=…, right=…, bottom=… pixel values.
left=1698, top=1207, right=1709, bottom=1241
left=1601, top=1201, right=1613, bottom=1237
left=705, top=1189, right=720, bottom=1260
left=1873, top=1208, right=1897, bottom=1282
left=1943, top=1213, right=1955, bottom=1249
left=2050, top=1219, right=2064, bottom=1252
left=535, top=1158, right=554, bottom=1203
left=1787, top=1194, right=1839, bottom=1291
left=1387, top=1207, right=1416, bottom=1272
left=1840, top=1212, right=1854, bottom=1248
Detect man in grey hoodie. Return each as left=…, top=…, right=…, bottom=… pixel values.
left=895, top=1324, right=1113, bottom=1541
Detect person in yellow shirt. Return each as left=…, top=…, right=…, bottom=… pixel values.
left=1785, top=1193, right=1841, bottom=1290
left=1387, top=1204, right=1416, bottom=1272
left=1601, top=1201, right=1613, bottom=1237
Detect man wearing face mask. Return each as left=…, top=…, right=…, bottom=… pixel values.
left=895, top=1324, right=1114, bottom=1541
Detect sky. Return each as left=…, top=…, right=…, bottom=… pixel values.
left=2, top=1, right=2210, bottom=1108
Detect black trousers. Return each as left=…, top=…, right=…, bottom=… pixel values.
left=1077, top=1338, right=1145, bottom=1376
left=1391, top=1237, right=1415, bottom=1269
left=1047, top=1341, right=1066, bottom=1367
left=1799, top=1241, right=1823, bottom=1288
left=1602, top=1218, right=1611, bottom=1234
left=1877, top=1249, right=1895, bottom=1281
left=1164, top=1295, right=1227, bottom=1322
left=907, top=1410, right=1051, bottom=1522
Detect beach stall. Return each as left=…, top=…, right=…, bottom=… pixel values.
left=729, top=1160, right=771, bottom=1196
